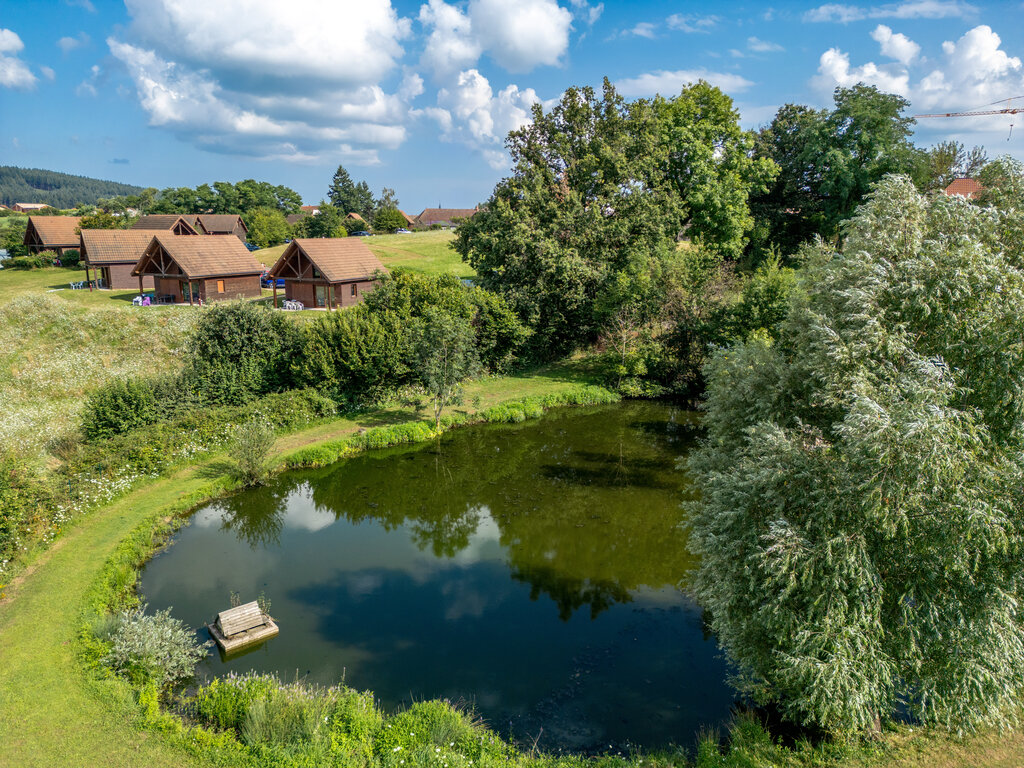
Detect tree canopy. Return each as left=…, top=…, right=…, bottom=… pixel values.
left=749, top=85, right=924, bottom=260
left=689, top=175, right=1024, bottom=735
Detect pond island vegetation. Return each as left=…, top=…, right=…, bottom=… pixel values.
left=3, top=78, right=1024, bottom=768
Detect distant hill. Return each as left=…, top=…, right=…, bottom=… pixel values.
left=0, top=167, right=143, bottom=209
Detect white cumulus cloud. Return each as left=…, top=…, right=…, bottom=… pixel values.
left=871, top=24, right=920, bottom=64
left=616, top=69, right=755, bottom=97
left=748, top=36, right=784, bottom=53
left=813, top=24, right=1024, bottom=134
left=422, top=68, right=544, bottom=169
left=108, top=0, right=419, bottom=163
left=0, top=28, right=37, bottom=89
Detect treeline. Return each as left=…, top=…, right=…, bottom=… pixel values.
left=455, top=80, right=1001, bottom=396
left=0, top=167, right=143, bottom=209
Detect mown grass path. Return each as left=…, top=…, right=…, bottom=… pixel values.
left=0, top=366, right=590, bottom=767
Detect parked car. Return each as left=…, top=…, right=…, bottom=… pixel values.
left=352, top=231, right=372, bottom=237
left=260, top=272, right=285, bottom=288
left=393, top=228, right=411, bottom=234
left=245, top=242, right=260, bottom=251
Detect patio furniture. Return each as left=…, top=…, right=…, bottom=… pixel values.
left=132, top=295, right=144, bottom=306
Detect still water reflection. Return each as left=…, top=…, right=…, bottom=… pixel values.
left=140, top=402, right=734, bottom=751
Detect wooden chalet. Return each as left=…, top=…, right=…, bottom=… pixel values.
left=266, top=237, right=387, bottom=309
left=345, top=212, right=366, bottom=226
left=13, top=203, right=51, bottom=213
left=130, top=215, right=202, bottom=235
left=944, top=178, right=984, bottom=200
left=398, top=209, right=416, bottom=227
left=24, top=216, right=82, bottom=255
left=197, top=214, right=248, bottom=242
left=414, top=207, right=478, bottom=229
left=131, top=234, right=263, bottom=304
left=285, top=213, right=308, bottom=226
left=80, top=229, right=156, bottom=290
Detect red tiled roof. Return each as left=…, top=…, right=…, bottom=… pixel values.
left=944, top=178, right=984, bottom=199
left=26, top=216, right=82, bottom=247
left=345, top=212, right=365, bottom=222
left=267, top=238, right=387, bottom=283
left=130, top=215, right=201, bottom=234
left=415, top=207, right=478, bottom=226
left=134, top=234, right=263, bottom=279
left=80, top=229, right=155, bottom=265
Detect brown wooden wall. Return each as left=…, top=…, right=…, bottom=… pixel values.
left=101, top=263, right=153, bottom=290
left=197, top=275, right=262, bottom=302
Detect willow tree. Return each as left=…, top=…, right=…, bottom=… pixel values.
left=689, top=175, right=1024, bottom=735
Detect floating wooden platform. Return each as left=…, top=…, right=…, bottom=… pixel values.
left=208, top=601, right=279, bottom=653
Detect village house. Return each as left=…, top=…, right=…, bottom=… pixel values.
left=130, top=214, right=203, bottom=235
left=196, top=214, right=248, bottom=242
left=344, top=212, right=366, bottom=226
left=23, top=216, right=82, bottom=255
left=414, top=207, right=478, bottom=229
left=943, top=178, right=985, bottom=199
left=13, top=203, right=52, bottom=213
left=398, top=209, right=417, bottom=227
left=79, top=229, right=156, bottom=290
left=131, top=234, right=263, bottom=304
left=266, top=237, right=387, bottom=309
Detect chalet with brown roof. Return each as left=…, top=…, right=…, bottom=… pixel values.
left=24, top=216, right=82, bottom=255
left=197, top=214, right=248, bottom=242
left=398, top=209, right=416, bottom=227
left=130, top=215, right=202, bottom=235
left=13, top=203, right=52, bottom=213
left=266, top=237, right=387, bottom=309
left=943, top=178, right=984, bottom=200
left=285, top=213, right=308, bottom=226
left=345, top=212, right=366, bottom=224
left=414, top=207, right=478, bottom=229
left=80, top=229, right=156, bottom=290
left=132, top=234, right=263, bottom=304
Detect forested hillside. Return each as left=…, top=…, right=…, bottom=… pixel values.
left=0, top=166, right=142, bottom=209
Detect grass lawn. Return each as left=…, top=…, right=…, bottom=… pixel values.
left=253, top=231, right=474, bottom=280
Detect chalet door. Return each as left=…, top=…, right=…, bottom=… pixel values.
left=315, top=285, right=327, bottom=308
left=180, top=281, right=192, bottom=303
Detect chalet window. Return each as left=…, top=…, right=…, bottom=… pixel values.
left=217, top=280, right=225, bottom=293
left=351, top=283, right=358, bottom=297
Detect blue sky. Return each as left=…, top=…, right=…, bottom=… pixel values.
left=1, top=0, right=1023, bottom=211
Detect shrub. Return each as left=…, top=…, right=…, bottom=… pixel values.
left=0, top=450, right=49, bottom=569
left=59, top=248, right=81, bottom=268
left=375, top=700, right=507, bottom=768
left=229, top=418, right=276, bottom=487
left=102, top=606, right=208, bottom=688
left=80, top=378, right=159, bottom=442
left=372, top=207, right=408, bottom=232
left=4, top=253, right=48, bottom=269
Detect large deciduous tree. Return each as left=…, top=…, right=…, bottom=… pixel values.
left=655, top=81, right=777, bottom=259
left=689, top=175, right=1024, bottom=736
left=454, top=79, right=685, bottom=357
left=750, top=85, right=925, bottom=260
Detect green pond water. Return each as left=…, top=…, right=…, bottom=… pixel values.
left=140, top=401, right=735, bottom=751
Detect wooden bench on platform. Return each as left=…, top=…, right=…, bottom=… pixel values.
left=208, top=601, right=279, bottom=654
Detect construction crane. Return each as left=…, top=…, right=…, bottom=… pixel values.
left=914, top=97, right=1022, bottom=140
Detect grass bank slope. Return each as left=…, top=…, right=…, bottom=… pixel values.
left=0, top=270, right=197, bottom=455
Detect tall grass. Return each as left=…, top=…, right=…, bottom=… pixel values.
left=0, top=293, right=196, bottom=456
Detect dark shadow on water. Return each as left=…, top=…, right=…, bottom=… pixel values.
left=538, top=463, right=677, bottom=490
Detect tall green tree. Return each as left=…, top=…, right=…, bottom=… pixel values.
left=749, top=85, right=925, bottom=260
left=925, top=140, right=988, bottom=191
left=327, top=165, right=357, bottom=210
left=298, top=203, right=348, bottom=238
left=246, top=207, right=291, bottom=248
left=413, top=306, right=480, bottom=428
left=655, top=81, right=777, bottom=259
left=454, top=78, right=684, bottom=357
left=689, top=175, right=1024, bottom=736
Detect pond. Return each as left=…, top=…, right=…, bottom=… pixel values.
left=140, top=401, right=735, bottom=752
